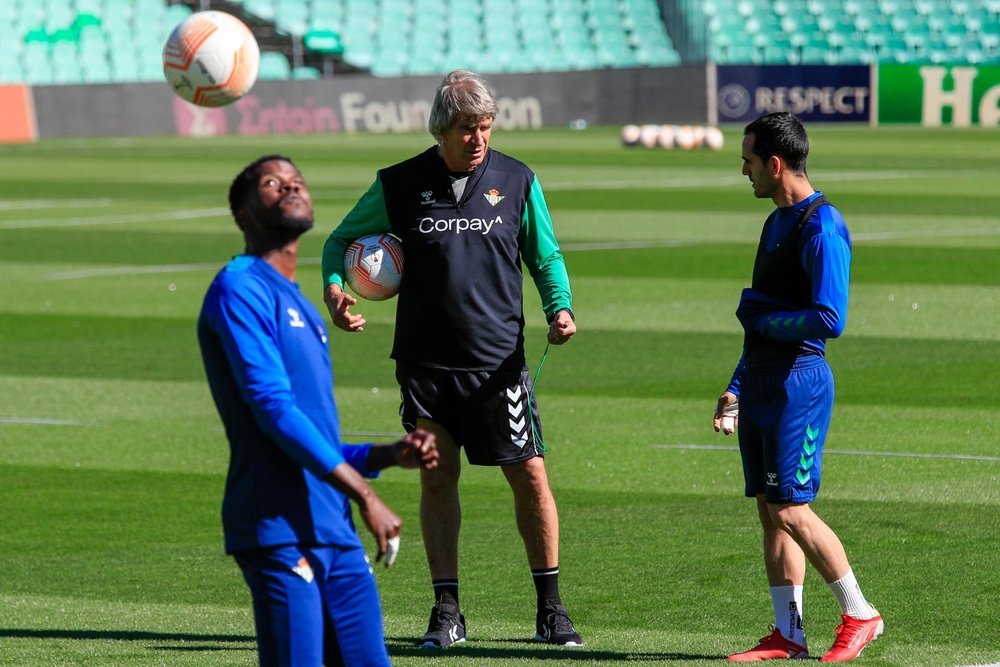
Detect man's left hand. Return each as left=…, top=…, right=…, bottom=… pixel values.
left=548, top=309, right=576, bottom=345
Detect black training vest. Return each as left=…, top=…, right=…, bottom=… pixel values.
left=377, top=147, right=535, bottom=370
left=745, top=196, right=829, bottom=364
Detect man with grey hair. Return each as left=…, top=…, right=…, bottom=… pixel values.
left=321, top=70, right=583, bottom=648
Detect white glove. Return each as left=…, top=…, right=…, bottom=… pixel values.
left=720, top=399, right=739, bottom=435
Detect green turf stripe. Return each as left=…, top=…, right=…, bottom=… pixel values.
left=3, top=315, right=995, bottom=408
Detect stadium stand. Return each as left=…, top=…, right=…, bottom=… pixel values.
left=0, top=0, right=993, bottom=86
left=703, top=0, right=1000, bottom=65
left=0, top=0, right=679, bottom=84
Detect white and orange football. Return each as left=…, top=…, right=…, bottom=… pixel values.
left=344, top=234, right=404, bottom=301
left=163, top=11, right=259, bottom=108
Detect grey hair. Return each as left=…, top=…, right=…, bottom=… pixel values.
left=428, top=70, right=498, bottom=141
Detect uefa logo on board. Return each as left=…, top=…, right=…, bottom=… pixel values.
left=718, top=83, right=752, bottom=119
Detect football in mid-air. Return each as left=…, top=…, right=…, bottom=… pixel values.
left=162, top=11, right=260, bottom=107
left=344, top=234, right=404, bottom=301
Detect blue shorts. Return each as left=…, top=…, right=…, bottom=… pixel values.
left=234, top=544, right=390, bottom=667
left=737, top=355, right=833, bottom=504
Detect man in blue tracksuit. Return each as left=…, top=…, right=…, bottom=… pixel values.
left=714, top=113, right=884, bottom=663
left=198, top=155, right=438, bottom=666
left=321, top=71, right=582, bottom=648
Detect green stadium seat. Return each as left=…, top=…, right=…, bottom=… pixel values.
left=304, top=29, right=344, bottom=54
left=45, top=8, right=77, bottom=33
left=7, top=0, right=987, bottom=85
left=245, top=0, right=276, bottom=21
left=0, top=60, right=25, bottom=84
left=111, top=58, right=140, bottom=82
left=258, top=51, right=292, bottom=79
left=291, top=65, right=320, bottom=78
left=82, top=58, right=112, bottom=83
left=23, top=60, right=55, bottom=85
left=0, top=1, right=15, bottom=22
left=370, top=60, right=406, bottom=77
left=23, top=28, right=51, bottom=44
left=164, top=4, right=192, bottom=25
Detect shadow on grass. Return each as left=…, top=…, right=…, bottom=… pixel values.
left=0, top=628, right=254, bottom=651
left=388, top=636, right=722, bottom=662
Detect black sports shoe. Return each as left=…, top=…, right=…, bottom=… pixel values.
left=534, top=601, right=584, bottom=646
left=418, top=601, right=466, bottom=648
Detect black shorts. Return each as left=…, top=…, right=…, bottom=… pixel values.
left=396, top=360, right=543, bottom=466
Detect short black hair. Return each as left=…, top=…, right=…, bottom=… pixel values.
left=228, top=154, right=296, bottom=219
left=744, top=112, right=809, bottom=173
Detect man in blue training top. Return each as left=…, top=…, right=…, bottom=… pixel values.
left=198, top=154, right=438, bottom=666
left=713, top=113, right=884, bottom=663
left=321, top=70, right=582, bottom=648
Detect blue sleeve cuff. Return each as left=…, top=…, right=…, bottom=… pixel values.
left=341, top=443, right=381, bottom=479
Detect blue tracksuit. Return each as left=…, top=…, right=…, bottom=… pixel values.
left=198, top=254, right=390, bottom=666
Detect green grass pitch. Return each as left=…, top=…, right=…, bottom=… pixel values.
left=0, top=124, right=998, bottom=666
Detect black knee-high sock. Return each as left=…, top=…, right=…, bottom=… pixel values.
left=531, top=567, right=561, bottom=609
left=432, top=579, right=459, bottom=608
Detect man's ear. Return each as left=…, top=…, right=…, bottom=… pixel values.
left=768, top=154, right=784, bottom=177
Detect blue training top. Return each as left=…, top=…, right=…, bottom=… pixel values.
left=198, top=255, right=375, bottom=554
left=728, top=192, right=852, bottom=395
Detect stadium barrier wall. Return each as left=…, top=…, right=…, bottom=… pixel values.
left=19, top=64, right=1000, bottom=142
left=877, top=64, right=1000, bottom=127
left=0, top=85, right=38, bottom=143
left=712, top=63, right=1000, bottom=128
left=29, top=66, right=709, bottom=140
left=712, top=64, right=873, bottom=124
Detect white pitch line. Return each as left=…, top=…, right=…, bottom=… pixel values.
left=545, top=175, right=745, bottom=190
left=559, top=227, right=1000, bottom=252
left=46, top=257, right=321, bottom=281
left=342, top=431, right=405, bottom=439
left=542, top=169, right=990, bottom=191
left=0, top=198, right=113, bottom=211
left=4, top=422, right=399, bottom=437
left=853, top=228, right=1000, bottom=241
left=48, top=262, right=224, bottom=280
left=655, top=443, right=1000, bottom=462
left=0, top=207, right=230, bottom=229
left=563, top=240, right=695, bottom=251
left=0, top=417, right=90, bottom=426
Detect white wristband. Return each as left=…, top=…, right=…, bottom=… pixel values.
left=384, top=535, right=400, bottom=568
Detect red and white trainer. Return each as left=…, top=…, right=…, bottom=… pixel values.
left=728, top=627, right=808, bottom=662
left=820, top=608, right=884, bottom=662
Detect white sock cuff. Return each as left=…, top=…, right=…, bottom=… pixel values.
left=828, top=569, right=876, bottom=619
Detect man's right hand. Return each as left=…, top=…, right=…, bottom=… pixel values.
left=324, top=284, right=366, bottom=332
left=356, top=490, right=402, bottom=566
left=324, top=462, right=401, bottom=564
left=714, top=391, right=739, bottom=435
